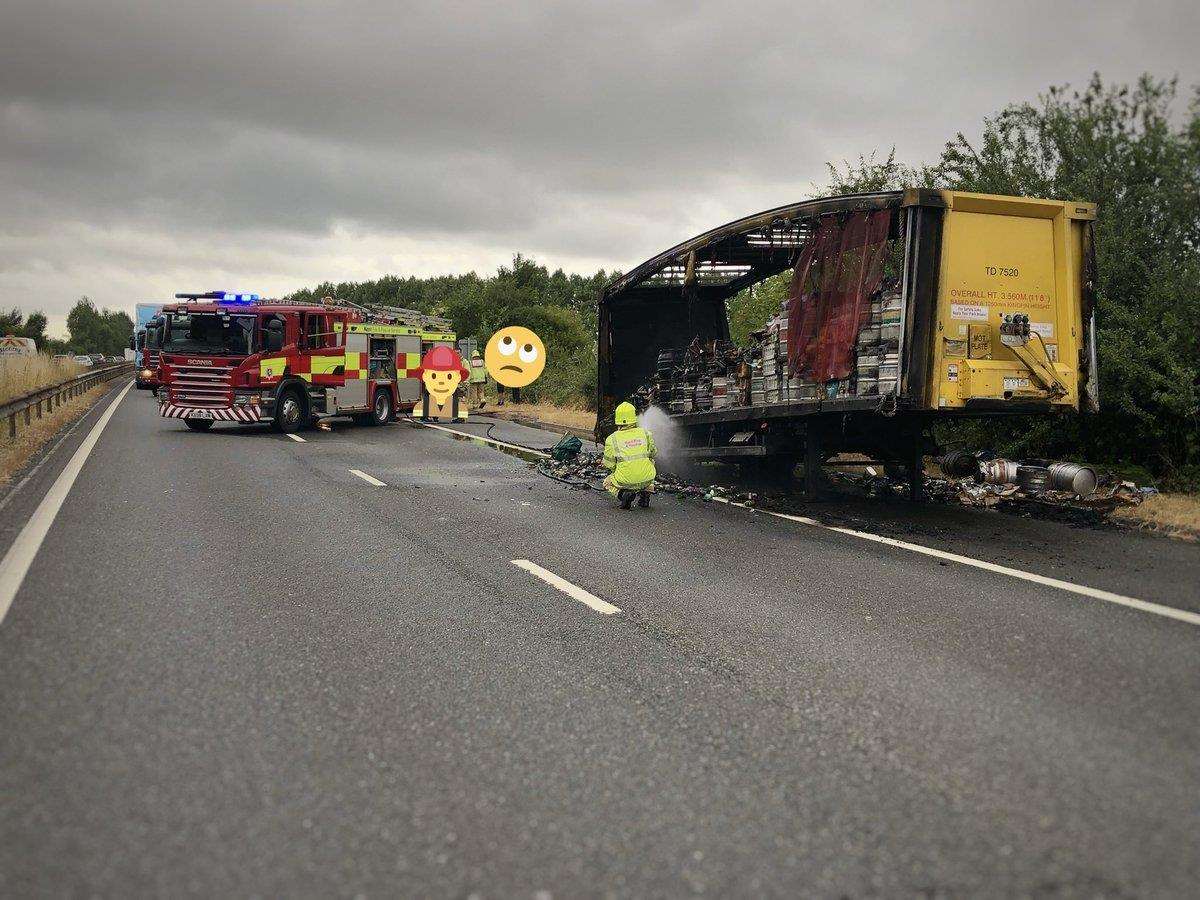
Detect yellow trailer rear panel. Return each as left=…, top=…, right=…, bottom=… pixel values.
left=927, top=191, right=1096, bottom=411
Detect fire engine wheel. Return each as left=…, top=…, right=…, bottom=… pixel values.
left=184, top=418, right=214, bottom=432
left=273, top=387, right=305, bottom=433
left=369, top=389, right=392, bottom=426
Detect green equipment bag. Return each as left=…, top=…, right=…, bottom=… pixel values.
left=550, top=434, right=583, bottom=462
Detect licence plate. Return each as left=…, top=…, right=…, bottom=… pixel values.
left=188, top=409, right=214, bottom=419
left=1003, top=377, right=1031, bottom=391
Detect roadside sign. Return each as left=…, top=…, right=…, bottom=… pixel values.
left=1, top=335, right=37, bottom=356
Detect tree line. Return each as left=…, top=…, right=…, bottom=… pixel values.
left=1, top=298, right=134, bottom=358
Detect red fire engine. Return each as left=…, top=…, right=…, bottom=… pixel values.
left=151, top=292, right=456, bottom=432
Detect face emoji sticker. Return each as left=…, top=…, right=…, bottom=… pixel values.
left=418, top=345, right=469, bottom=406
left=485, top=326, right=546, bottom=388
left=422, top=367, right=462, bottom=404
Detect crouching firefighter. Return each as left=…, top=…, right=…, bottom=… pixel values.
left=603, top=402, right=657, bottom=509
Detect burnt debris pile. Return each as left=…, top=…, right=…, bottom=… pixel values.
left=634, top=279, right=904, bottom=415
left=535, top=447, right=1148, bottom=525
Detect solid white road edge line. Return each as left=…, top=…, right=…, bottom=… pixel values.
left=0, top=380, right=134, bottom=626
left=711, top=497, right=1200, bottom=627
left=0, top=383, right=118, bottom=518
left=349, top=469, right=387, bottom=487
left=511, top=559, right=621, bottom=615
left=419, top=418, right=1198, bottom=628
left=407, top=418, right=551, bottom=457
left=286, top=433, right=306, bottom=443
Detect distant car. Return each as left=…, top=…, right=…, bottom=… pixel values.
left=89, top=354, right=105, bottom=365
left=54, top=353, right=72, bottom=360
left=74, top=355, right=93, bottom=366
left=106, top=356, right=123, bottom=363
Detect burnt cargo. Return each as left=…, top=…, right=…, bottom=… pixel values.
left=597, top=190, right=1099, bottom=465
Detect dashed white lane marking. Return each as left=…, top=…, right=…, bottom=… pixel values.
left=286, top=433, right=306, bottom=443
left=0, top=381, right=134, bottom=626
left=512, top=560, right=621, bottom=615
left=420, top=418, right=1199, bottom=627
left=349, top=469, right=387, bottom=487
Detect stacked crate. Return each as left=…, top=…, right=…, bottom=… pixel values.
left=854, top=284, right=902, bottom=397
left=761, top=318, right=780, bottom=404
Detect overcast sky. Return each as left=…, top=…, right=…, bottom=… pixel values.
left=2, top=1, right=1197, bottom=336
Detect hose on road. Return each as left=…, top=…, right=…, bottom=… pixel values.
left=536, top=467, right=595, bottom=490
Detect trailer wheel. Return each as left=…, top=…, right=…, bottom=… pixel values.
left=369, top=388, right=392, bottom=426
left=273, top=385, right=305, bottom=433
left=184, top=418, right=214, bottom=432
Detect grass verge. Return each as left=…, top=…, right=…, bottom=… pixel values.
left=1111, top=493, right=1200, bottom=541
left=0, top=379, right=123, bottom=486
left=484, top=400, right=597, bottom=434
left=0, top=355, right=83, bottom=404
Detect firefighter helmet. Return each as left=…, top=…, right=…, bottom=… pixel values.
left=416, top=344, right=469, bottom=381
left=614, top=401, right=637, bottom=426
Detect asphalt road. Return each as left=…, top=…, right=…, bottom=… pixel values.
left=1, top=384, right=1197, bottom=897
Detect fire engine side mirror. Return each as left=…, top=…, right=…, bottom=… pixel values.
left=264, top=317, right=285, bottom=353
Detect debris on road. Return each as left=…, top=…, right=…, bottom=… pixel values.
left=827, top=465, right=1145, bottom=519
left=534, top=446, right=1146, bottom=525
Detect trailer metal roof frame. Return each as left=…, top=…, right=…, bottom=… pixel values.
left=601, top=190, right=931, bottom=304
left=596, top=190, right=949, bottom=428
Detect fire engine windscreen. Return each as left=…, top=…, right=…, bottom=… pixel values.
left=786, top=209, right=894, bottom=382
left=162, top=313, right=256, bottom=356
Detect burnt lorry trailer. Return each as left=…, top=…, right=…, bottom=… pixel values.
left=596, top=190, right=1100, bottom=496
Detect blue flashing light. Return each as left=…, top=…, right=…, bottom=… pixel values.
left=220, top=292, right=261, bottom=304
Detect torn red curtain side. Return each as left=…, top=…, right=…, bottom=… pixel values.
left=786, top=209, right=893, bottom=383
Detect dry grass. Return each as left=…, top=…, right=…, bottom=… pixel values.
left=485, top=400, right=597, bottom=433
left=0, top=380, right=117, bottom=486
left=1111, top=493, right=1200, bottom=541
left=0, top=354, right=82, bottom=404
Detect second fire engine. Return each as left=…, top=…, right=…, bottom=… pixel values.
left=150, top=292, right=456, bottom=432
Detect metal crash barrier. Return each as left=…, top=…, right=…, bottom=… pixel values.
left=2, top=363, right=133, bottom=442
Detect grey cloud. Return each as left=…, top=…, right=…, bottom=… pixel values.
left=1, top=0, right=1198, bottom=329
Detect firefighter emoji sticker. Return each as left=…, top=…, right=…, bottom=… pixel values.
left=484, top=326, right=546, bottom=389
left=416, top=345, right=469, bottom=421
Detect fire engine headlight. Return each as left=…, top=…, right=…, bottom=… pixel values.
left=233, top=395, right=250, bottom=406
left=140, top=368, right=153, bottom=379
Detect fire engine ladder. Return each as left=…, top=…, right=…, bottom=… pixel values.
left=326, top=297, right=452, bottom=332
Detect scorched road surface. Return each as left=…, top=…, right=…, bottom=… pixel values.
left=1, top=388, right=1197, bottom=897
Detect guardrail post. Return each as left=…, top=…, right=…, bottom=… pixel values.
left=7, top=414, right=14, bottom=440
left=24, top=406, right=31, bottom=426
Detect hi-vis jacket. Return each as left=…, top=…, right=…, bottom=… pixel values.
left=602, top=426, right=657, bottom=488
